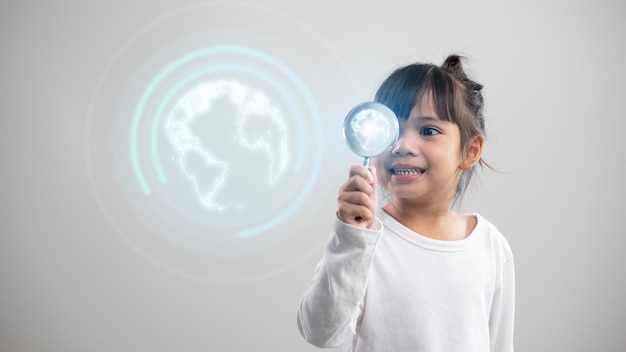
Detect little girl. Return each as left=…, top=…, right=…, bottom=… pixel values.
left=297, top=55, right=515, bottom=351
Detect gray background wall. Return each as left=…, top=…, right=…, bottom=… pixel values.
left=2, top=0, right=625, bottom=351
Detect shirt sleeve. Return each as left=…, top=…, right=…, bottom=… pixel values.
left=296, top=216, right=382, bottom=348
left=489, top=257, right=516, bottom=352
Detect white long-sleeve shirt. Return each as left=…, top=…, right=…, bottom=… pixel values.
left=297, top=210, right=515, bottom=351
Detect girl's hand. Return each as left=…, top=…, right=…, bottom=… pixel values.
left=337, top=165, right=378, bottom=228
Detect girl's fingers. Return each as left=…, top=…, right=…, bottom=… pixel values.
left=340, top=175, right=374, bottom=194
left=337, top=165, right=378, bottom=228
left=336, top=205, right=375, bottom=226
left=338, top=190, right=375, bottom=209
left=348, top=165, right=374, bottom=184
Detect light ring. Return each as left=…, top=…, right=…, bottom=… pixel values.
left=131, top=46, right=324, bottom=238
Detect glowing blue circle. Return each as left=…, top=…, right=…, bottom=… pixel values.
left=132, top=46, right=324, bottom=239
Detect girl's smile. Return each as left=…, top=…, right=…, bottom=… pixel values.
left=389, top=163, right=426, bottom=182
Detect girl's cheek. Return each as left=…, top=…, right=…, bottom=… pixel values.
left=375, top=166, right=389, bottom=187
left=372, top=154, right=387, bottom=168
left=372, top=159, right=386, bottom=177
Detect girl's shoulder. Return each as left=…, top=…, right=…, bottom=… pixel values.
left=470, top=213, right=514, bottom=258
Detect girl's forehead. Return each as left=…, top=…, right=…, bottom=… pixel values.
left=409, top=93, right=440, bottom=120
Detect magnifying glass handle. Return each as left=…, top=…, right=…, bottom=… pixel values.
left=356, top=157, right=372, bottom=223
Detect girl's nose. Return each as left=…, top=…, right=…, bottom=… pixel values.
left=391, top=133, right=415, bottom=156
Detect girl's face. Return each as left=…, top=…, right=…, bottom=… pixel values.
left=373, top=94, right=471, bottom=206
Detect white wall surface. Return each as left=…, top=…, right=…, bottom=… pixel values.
left=1, top=0, right=625, bottom=351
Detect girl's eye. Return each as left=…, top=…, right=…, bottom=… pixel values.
left=419, top=127, right=440, bottom=136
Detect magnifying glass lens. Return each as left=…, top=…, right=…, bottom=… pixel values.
left=343, top=102, right=399, bottom=166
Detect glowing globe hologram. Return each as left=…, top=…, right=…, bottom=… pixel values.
left=343, top=101, right=399, bottom=167
left=84, top=2, right=360, bottom=282
left=166, top=80, right=288, bottom=211
left=120, top=43, right=324, bottom=242
left=134, top=47, right=311, bottom=196
left=102, top=40, right=325, bottom=253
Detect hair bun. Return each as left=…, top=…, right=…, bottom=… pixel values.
left=441, top=55, right=467, bottom=78
left=442, top=54, right=484, bottom=93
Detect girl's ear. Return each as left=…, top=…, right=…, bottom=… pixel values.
left=460, top=135, right=484, bottom=170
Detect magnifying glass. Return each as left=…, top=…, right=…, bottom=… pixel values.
left=343, top=101, right=399, bottom=167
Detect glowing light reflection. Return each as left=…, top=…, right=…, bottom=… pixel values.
left=350, top=109, right=393, bottom=153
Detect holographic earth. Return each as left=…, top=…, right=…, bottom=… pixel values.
left=166, top=81, right=288, bottom=211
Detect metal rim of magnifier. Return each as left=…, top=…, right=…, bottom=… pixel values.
left=342, top=101, right=399, bottom=166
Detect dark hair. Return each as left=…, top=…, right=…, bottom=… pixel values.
left=374, top=55, right=486, bottom=202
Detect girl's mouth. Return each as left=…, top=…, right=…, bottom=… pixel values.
left=390, top=168, right=425, bottom=175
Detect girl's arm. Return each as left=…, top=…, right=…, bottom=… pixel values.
left=296, top=217, right=381, bottom=348
left=489, top=257, right=516, bottom=351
